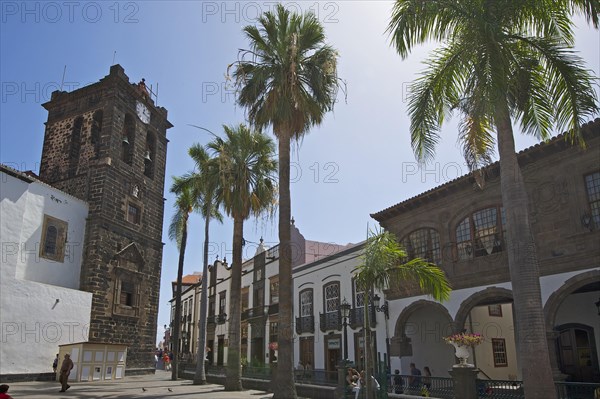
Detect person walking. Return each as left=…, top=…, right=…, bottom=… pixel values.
left=408, top=363, right=422, bottom=394
left=52, top=354, right=59, bottom=373
left=59, top=353, right=73, bottom=392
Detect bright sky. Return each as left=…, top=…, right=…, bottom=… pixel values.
left=1, top=1, right=598, bottom=345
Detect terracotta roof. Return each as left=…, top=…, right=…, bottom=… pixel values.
left=371, top=118, right=600, bottom=222
left=172, top=273, right=202, bottom=285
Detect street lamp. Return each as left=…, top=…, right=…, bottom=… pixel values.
left=372, top=294, right=389, bottom=319
left=340, top=298, right=351, bottom=361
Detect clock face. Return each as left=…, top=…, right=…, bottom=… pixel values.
left=136, top=101, right=150, bottom=124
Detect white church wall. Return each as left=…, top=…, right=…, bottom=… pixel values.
left=1, top=169, right=88, bottom=290
left=1, top=168, right=92, bottom=376
left=0, top=278, right=92, bottom=375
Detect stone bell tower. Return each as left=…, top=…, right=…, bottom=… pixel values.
left=39, top=64, right=172, bottom=373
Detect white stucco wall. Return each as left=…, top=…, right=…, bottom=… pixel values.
left=387, top=268, right=599, bottom=379
left=293, top=246, right=374, bottom=370
left=1, top=169, right=92, bottom=375
left=1, top=170, right=88, bottom=289
left=398, top=307, right=455, bottom=377
left=0, top=278, right=92, bottom=375
left=470, top=303, right=519, bottom=380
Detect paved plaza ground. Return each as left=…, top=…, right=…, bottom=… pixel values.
left=3, top=370, right=275, bottom=399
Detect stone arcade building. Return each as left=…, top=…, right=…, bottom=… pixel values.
left=38, top=64, right=172, bottom=373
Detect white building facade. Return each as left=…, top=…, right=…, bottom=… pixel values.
left=1, top=165, right=93, bottom=377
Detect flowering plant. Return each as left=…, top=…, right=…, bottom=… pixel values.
left=444, top=333, right=483, bottom=347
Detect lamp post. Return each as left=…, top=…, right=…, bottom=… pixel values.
left=372, top=294, right=389, bottom=319
left=340, top=298, right=351, bottom=362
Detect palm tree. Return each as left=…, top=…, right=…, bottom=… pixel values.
left=167, top=176, right=196, bottom=381
left=206, top=124, right=277, bottom=391
left=232, top=5, right=340, bottom=397
left=355, top=229, right=451, bottom=399
left=387, top=1, right=599, bottom=398
left=172, top=145, right=224, bottom=385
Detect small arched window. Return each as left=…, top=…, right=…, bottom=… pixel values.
left=121, top=114, right=135, bottom=164
left=401, top=228, right=442, bottom=265
left=68, top=117, right=83, bottom=177
left=144, top=131, right=156, bottom=178
left=456, top=206, right=506, bottom=260
left=40, top=215, right=67, bottom=262
left=44, top=225, right=58, bottom=255
left=91, top=110, right=103, bottom=158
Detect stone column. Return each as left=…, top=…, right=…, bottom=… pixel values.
left=449, top=366, right=478, bottom=399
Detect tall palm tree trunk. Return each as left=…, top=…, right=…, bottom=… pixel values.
left=363, top=294, right=374, bottom=399
left=172, top=216, right=189, bottom=381
left=194, top=216, right=211, bottom=384
left=273, top=132, right=297, bottom=399
left=225, top=217, right=244, bottom=391
left=495, top=105, right=556, bottom=399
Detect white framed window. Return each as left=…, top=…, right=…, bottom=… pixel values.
left=492, top=338, right=508, bottom=367
left=324, top=282, right=340, bottom=313
left=40, top=215, right=68, bottom=262
left=300, top=289, right=313, bottom=317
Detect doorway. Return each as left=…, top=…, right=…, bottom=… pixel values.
left=217, top=335, right=225, bottom=366
left=557, top=324, right=599, bottom=382
left=325, top=335, right=341, bottom=382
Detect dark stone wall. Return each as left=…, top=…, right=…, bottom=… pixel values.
left=38, top=65, right=171, bottom=370
left=376, top=120, right=600, bottom=299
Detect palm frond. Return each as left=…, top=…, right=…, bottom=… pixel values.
left=518, top=35, right=599, bottom=144
left=408, top=42, right=470, bottom=162
left=233, top=3, right=341, bottom=139
left=354, top=228, right=451, bottom=302
left=387, top=0, right=472, bottom=58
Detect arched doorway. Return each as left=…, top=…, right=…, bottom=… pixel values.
left=390, top=300, right=454, bottom=377
left=556, top=323, right=599, bottom=382
left=454, top=287, right=518, bottom=380
left=545, top=271, right=600, bottom=382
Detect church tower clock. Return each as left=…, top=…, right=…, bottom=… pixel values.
left=39, top=65, right=172, bottom=372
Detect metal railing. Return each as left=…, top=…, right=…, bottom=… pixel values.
left=319, top=311, right=341, bottom=332
left=555, top=381, right=600, bottom=399
left=294, top=368, right=339, bottom=386
left=295, top=315, right=315, bottom=334
left=388, top=375, right=454, bottom=399
left=195, top=364, right=600, bottom=399
left=349, top=307, right=376, bottom=329
left=477, top=379, right=523, bottom=399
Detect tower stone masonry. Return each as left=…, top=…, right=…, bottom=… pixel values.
left=39, top=64, right=172, bottom=373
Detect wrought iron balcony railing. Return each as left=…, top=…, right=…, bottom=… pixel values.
left=295, top=315, right=315, bottom=334
left=349, top=307, right=376, bottom=329
left=319, top=311, right=341, bottom=332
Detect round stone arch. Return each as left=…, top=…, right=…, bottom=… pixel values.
left=393, top=299, right=454, bottom=337
left=544, top=269, right=600, bottom=331
left=454, top=287, right=514, bottom=333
